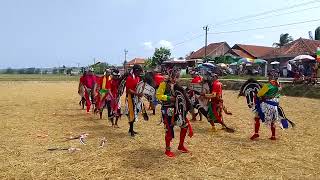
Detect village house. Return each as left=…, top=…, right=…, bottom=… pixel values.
left=125, top=58, right=146, bottom=68
left=227, top=44, right=275, bottom=59
left=261, top=38, right=320, bottom=66
left=187, top=42, right=231, bottom=60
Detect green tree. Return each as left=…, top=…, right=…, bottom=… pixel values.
left=202, top=56, right=215, bottom=63
left=273, top=33, right=294, bottom=47
left=315, top=26, right=320, bottom=40
left=144, top=47, right=171, bottom=70
left=144, top=57, right=153, bottom=70
left=34, top=68, right=41, bottom=74
left=25, top=68, right=35, bottom=74
left=92, top=62, right=110, bottom=74
left=213, top=55, right=238, bottom=64
left=58, top=65, right=66, bottom=74
left=52, top=68, right=58, bottom=74
left=43, top=70, right=48, bottom=74
left=152, top=47, right=171, bottom=65
left=17, top=69, right=25, bottom=74
left=5, top=68, right=14, bottom=74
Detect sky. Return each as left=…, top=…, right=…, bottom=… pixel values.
left=0, top=0, right=319, bottom=68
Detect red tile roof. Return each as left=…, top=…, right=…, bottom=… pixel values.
left=262, top=38, right=320, bottom=59
left=232, top=44, right=274, bottom=58
left=188, top=42, right=230, bottom=59
left=228, top=49, right=254, bottom=59
left=126, top=58, right=145, bottom=65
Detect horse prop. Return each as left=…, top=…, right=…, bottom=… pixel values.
left=238, top=78, right=295, bottom=128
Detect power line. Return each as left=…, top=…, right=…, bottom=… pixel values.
left=173, top=34, right=204, bottom=47
left=172, top=18, right=320, bottom=48
left=210, top=0, right=320, bottom=27
left=216, top=5, right=320, bottom=28
left=208, top=18, right=320, bottom=35
left=170, top=0, right=320, bottom=48
left=124, top=0, right=320, bottom=55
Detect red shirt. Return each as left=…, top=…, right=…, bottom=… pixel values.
left=126, top=74, right=140, bottom=93
left=191, top=75, right=202, bottom=84
left=110, top=79, right=120, bottom=98
left=212, top=80, right=222, bottom=98
left=80, top=76, right=85, bottom=84
left=82, top=75, right=96, bottom=89
left=154, top=73, right=165, bottom=87
left=95, top=75, right=111, bottom=90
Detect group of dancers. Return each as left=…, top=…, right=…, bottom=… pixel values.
left=78, top=64, right=292, bottom=158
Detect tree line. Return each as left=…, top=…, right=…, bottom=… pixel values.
left=1, top=66, right=71, bottom=74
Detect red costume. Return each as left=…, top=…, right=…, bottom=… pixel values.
left=191, top=75, right=203, bottom=84
left=81, top=74, right=96, bottom=112
left=125, top=64, right=143, bottom=136
left=95, top=75, right=112, bottom=111
left=154, top=73, right=165, bottom=87
left=110, top=78, right=121, bottom=117
left=126, top=75, right=140, bottom=93
left=209, top=79, right=223, bottom=123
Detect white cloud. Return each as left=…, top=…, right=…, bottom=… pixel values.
left=142, top=42, right=154, bottom=50
left=158, top=40, right=173, bottom=49
left=253, top=35, right=265, bottom=39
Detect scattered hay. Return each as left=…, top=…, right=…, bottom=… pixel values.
left=0, top=82, right=319, bottom=179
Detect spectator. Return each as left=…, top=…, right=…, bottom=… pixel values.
left=257, top=66, right=262, bottom=75
left=287, top=61, right=292, bottom=77
left=239, top=64, right=243, bottom=75
left=298, top=62, right=304, bottom=74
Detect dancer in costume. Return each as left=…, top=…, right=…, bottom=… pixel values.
left=191, top=69, right=233, bottom=132
left=109, top=68, right=122, bottom=128
left=151, top=71, right=164, bottom=114
left=80, top=69, right=97, bottom=113
left=186, top=66, right=234, bottom=132
left=94, top=69, right=112, bottom=119
left=156, top=67, right=191, bottom=158
left=207, top=73, right=232, bottom=131
left=125, top=64, right=143, bottom=137
left=251, top=74, right=282, bottom=140
left=78, top=71, right=87, bottom=109
left=188, top=71, right=203, bottom=121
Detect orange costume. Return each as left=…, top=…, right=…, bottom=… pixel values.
left=95, top=75, right=112, bottom=111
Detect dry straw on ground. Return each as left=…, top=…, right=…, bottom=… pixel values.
left=0, top=81, right=319, bottom=179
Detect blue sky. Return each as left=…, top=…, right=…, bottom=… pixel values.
left=0, top=0, right=319, bottom=68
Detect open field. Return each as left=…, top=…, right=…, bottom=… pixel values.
left=0, top=74, right=79, bottom=81
left=0, top=81, right=320, bottom=179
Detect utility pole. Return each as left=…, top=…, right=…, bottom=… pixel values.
left=124, top=49, right=128, bottom=72
left=203, top=25, right=209, bottom=62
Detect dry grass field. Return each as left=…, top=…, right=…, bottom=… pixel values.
left=0, top=81, right=319, bottom=179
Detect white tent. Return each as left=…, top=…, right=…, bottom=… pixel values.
left=290, top=55, right=315, bottom=62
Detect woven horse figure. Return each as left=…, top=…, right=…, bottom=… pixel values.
left=186, top=81, right=235, bottom=133
left=144, top=71, right=164, bottom=115
left=172, top=83, right=194, bottom=136
left=134, top=80, right=157, bottom=121
left=238, top=78, right=295, bottom=129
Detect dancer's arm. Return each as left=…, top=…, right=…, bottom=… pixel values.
left=257, top=84, right=269, bottom=97
left=156, top=82, right=174, bottom=102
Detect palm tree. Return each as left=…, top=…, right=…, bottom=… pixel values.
left=273, top=33, right=294, bottom=48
